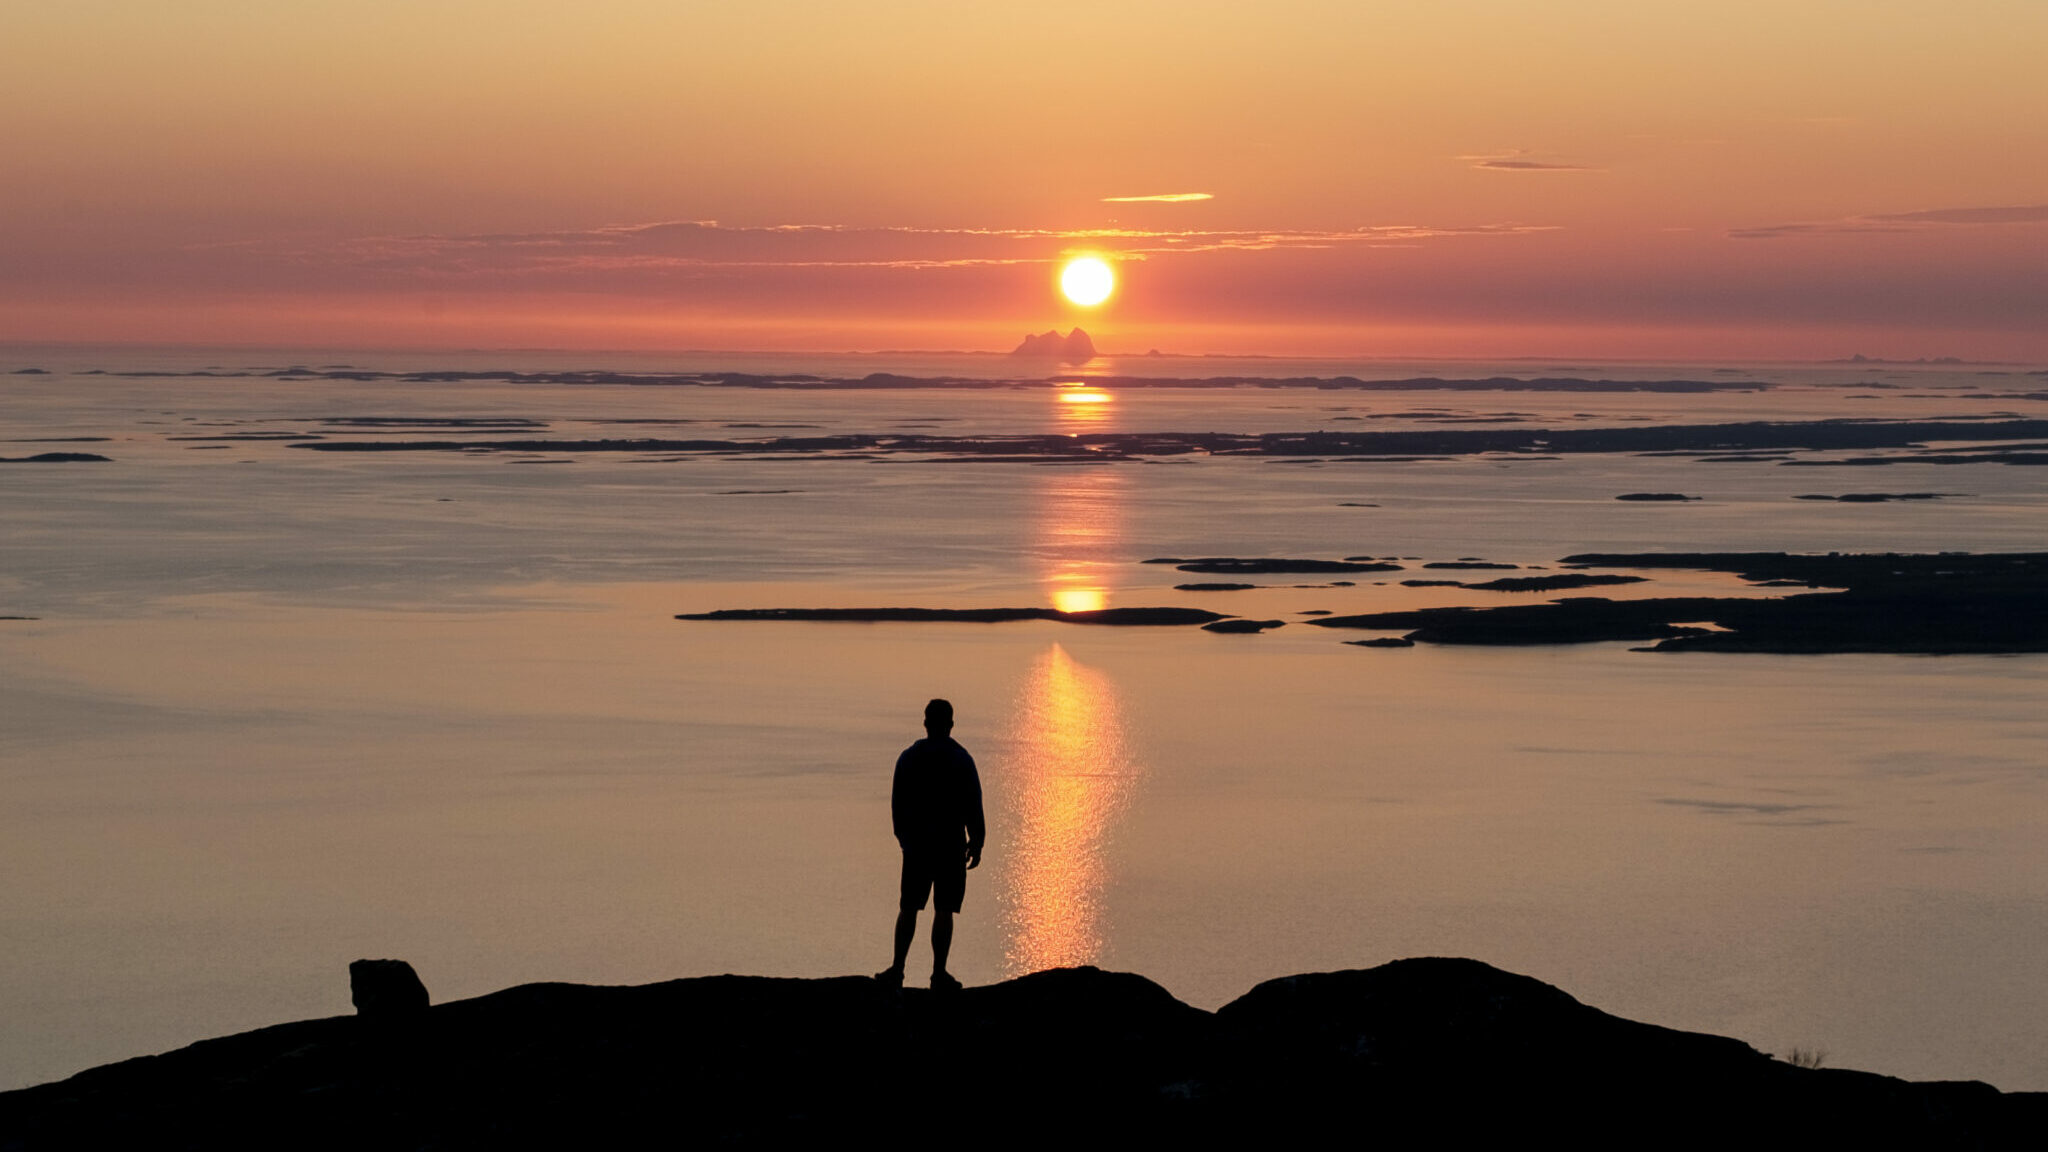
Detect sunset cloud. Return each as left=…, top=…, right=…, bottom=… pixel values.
left=1461, top=153, right=1597, bottom=172
left=1099, top=193, right=1215, bottom=203
left=1725, top=222, right=1909, bottom=241
left=222, top=218, right=1558, bottom=283
left=4, top=5, right=2042, bottom=358
left=1475, top=160, right=1592, bottom=171
left=1730, top=203, right=2048, bottom=239
left=1866, top=204, right=2048, bottom=226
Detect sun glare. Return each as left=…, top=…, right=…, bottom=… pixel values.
left=1060, top=258, right=1115, bottom=307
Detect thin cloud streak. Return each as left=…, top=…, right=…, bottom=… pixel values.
left=223, top=218, right=1559, bottom=281
left=1460, top=152, right=1598, bottom=172
left=1474, top=160, right=1594, bottom=171
left=1868, top=205, right=2048, bottom=226
left=1732, top=203, right=2048, bottom=240
left=1100, top=192, right=1215, bottom=203
left=40, top=214, right=2045, bottom=355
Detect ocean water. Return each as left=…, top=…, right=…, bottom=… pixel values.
left=3, top=345, right=2047, bottom=1092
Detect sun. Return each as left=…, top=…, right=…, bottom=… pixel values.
left=1059, top=257, right=1115, bottom=307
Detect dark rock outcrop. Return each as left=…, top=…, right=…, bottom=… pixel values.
left=1794, top=492, right=1956, bottom=502
left=1615, top=492, right=1698, bottom=501
left=676, top=555, right=2048, bottom=653
left=1313, top=552, right=2048, bottom=653
left=1785, top=451, right=2048, bottom=467
left=1200, top=619, right=1284, bottom=634
left=1315, top=597, right=1717, bottom=646
left=348, top=960, right=429, bottom=1021
left=1010, top=328, right=1096, bottom=361
left=1, top=958, right=2036, bottom=1149
left=1211, top=958, right=2039, bottom=1144
left=1169, top=558, right=1402, bottom=575
left=0, top=453, right=111, bottom=463
left=1463, top=574, right=1648, bottom=593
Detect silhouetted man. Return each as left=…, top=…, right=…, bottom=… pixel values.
left=876, top=698, right=984, bottom=992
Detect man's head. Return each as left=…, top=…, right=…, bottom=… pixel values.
left=923, top=698, right=954, bottom=737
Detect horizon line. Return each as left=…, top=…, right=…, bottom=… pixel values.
left=1, top=337, right=2039, bottom=370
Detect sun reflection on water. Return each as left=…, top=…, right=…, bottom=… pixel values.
left=998, top=644, right=1139, bottom=975
left=1050, top=586, right=1106, bottom=614
left=998, top=428, right=1137, bottom=973
left=1053, top=385, right=1114, bottom=427
left=1033, top=463, right=1123, bottom=615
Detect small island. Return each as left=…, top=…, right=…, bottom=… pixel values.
left=677, top=606, right=1226, bottom=626
left=1009, top=328, right=1096, bottom=361
left=1316, top=551, right=2048, bottom=652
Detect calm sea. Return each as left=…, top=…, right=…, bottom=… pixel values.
left=3, top=344, right=2046, bottom=1091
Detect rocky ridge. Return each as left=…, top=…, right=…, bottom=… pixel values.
left=1, top=957, right=2038, bottom=1149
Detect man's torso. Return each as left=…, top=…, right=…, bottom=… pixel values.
left=893, top=737, right=978, bottom=852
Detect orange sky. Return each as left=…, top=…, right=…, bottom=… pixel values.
left=4, top=1, right=2045, bottom=358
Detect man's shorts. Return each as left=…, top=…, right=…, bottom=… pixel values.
left=899, top=846, right=967, bottom=914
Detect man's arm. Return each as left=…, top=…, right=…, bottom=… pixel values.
left=890, top=748, right=909, bottom=846
left=962, top=751, right=985, bottom=869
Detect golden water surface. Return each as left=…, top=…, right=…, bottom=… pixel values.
left=998, top=422, right=1142, bottom=973
left=999, top=644, right=1138, bottom=975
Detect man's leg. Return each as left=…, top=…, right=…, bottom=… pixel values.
left=930, top=910, right=953, bottom=976
left=890, top=908, right=917, bottom=974
left=881, top=851, right=924, bottom=982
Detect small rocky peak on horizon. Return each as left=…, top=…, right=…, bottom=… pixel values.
left=1011, top=328, right=1096, bottom=362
